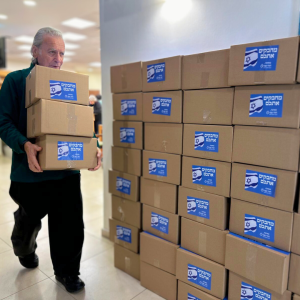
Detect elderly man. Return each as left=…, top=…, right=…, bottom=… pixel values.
left=0, top=27, right=101, bottom=293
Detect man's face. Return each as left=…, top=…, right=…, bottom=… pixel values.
left=32, top=35, right=65, bottom=69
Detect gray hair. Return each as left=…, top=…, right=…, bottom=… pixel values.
left=31, top=27, right=63, bottom=64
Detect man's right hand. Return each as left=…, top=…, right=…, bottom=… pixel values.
left=24, top=141, right=43, bottom=173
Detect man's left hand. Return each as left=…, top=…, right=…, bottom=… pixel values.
left=89, top=148, right=102, bottom=171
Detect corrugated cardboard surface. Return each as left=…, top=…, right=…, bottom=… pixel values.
left=109, top=218, right=140, bottom=253
left=182, top=49, right=230, bottom=90
left=225, top=233, right=290, bottom=294
left=142, top=204, right=180, bottom=244
left=181, top=217, right=227, bottom=265
left=113, top=121, right=143, bottom=149
left=113, top=92, right=143, bottom=121
left=140, top=232, right=179, bottom=275
left=27, top=99, right=93, bottom=138
left=108, top=170, right=139, bottom=202
left=230, top=198, right=293, bottom=252
left=143, top=90, right=182, bottom=123
left=140, top=177, right=177, bottom=214
left=183, top=124, right=233, bottom=162
left=233, top=85, right=300, bottom=128
left=232, top=126, right=300, bottom=171
left=183, top=88, right=234, bottom=125
left=36, top=135, right=97, bottom=170
left=111, top=195, right=141, bottom=228
left=114, top=244, right=140, bottom=280
left=143, top=150, right=181, bottom=185
left=176, top=248, right=227, bottom=299
left=142, top=56, right=182, bottom=92
left=110, top=62, right=142, bottom=93
left=292, top=213, right=300, bottom=255
left=181, top=156, right=231, bottom=197
left=140, top=261, right=177, bottom=300
left=111, top=147, right=141, bottom=176
left=144, top=123, right=183, bottom=154
left=178, top=186, right=228, bottom=230
left=228, top=37, right=300, bottom=86
left=178, top=281, right=220, bottom=300
left=229, top=272, right=292, bottom=300
left=231, top=163, right=297, bottom=212
left=288, top=253, right=300, bottom=294
left=26, top=65, right=89, bottom=107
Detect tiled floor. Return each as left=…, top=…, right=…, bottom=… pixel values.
left=0, top=155, right=163, bottom=300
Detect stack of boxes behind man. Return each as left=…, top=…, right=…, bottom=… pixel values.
left=109, top=62, right=143, bottom=280
left=225, top=36, right=300, bottom=299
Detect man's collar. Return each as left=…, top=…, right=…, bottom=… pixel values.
left=29, top=62, right=35, bottom=70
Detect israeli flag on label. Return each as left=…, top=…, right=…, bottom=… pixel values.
left=147, top=62, right=165, bottom=82
left=187, top=197, right=210, bottom=219
left=152, top=97, right=172, bottom=116
left=188, top=293, right=200, bottom=300
left=151, top=212, right=169, bottom=234
left=57, top=141, right=83, bottom=161
left=116, top=177, right=131, bottom=195
left=149, top=158, right=167, bottom=177
left=116, top=225, right=132, bottom=243
left=188, top=264, right=212, bottom=290
left=121, top=99, right=137, bottom=116
left=194, top=131, right=219, bottom=152
left=50, top=80, right=77, bottom=101
left=241, top=282, right=272, bottom=300
left=192, top=165, right=216, bottom=187
left=120, top=128, right=135, bottom=144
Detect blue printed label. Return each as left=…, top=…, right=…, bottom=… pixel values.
left=147, top=62, right=165, bottom=82
left=244, top=214, right=275, bottom=243
left=244, top=45, right=279, bottom=71
left=116, top=225, right=132, bottom=243
left=192, top=165, right=216, bottom=187
left=245, top=170, right=277, bottom=198
left=121, top=99, right=137, bottom=115
left=151, top=212, right=169, bottom=234
left=149, top=159, right=167, bottom=177
left=116, top=177, right=131, bottom=195
left=249, top=93, right=283, bottom=118
left=152, top=97, right=172, bottom=116
left=188, top=264, right=212, bottom=290
left=188, top=293, right=201, bottom=300
left=195, top=131, right=219, bottom=152
left=50, top=80, right=77, bottom=101
left=120, top=128, right=135, bottom=143
left=187, top=197, right=210, bottom=219
left=241, top=282, right=272, bottom=300
left=57, top=142, right=83, bottom=161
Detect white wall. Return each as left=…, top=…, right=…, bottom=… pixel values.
left=100, top=0, right=300, bottom=233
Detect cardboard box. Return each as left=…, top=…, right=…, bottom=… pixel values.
left=228, top=272, right=292, bottom=300
left=230, top=198, right=293, bottom=252
left=181, top=156, right=231, bottom=197
left=294, top=295, right=300, bottom=300
left=178, top=281, right=221, bottom=300
left=183, top=124, right=233, bottom=162
left=142, top=56, right=181, bottom=92
left=26, top=65, right=89, bottom=108
left=140, top=261, right=177, bottom=300
left=182, top=49, right=230, bottom=90
left=231, top=163, right=297, bottom=212
left=110, top=61, right=142, bottom=93
left=109, top=218, right=140, bottom=253
left=143, top=150, right=181, bottom=185
left=111, top=147, right=141, bottom=176
left=292, top=213, right=300, bottom=255
left=232, top=126, right=300, bottom=171
left=142, top=204, right=180, bottom=244
left=176, top=248, right=227, bottom=299
left=140, top=232, right=179, bottom=275
left=144, top=123, right=183, bottom=155
left=228, top=36, right=300, bottom=86
left=27, top=99, right=93, bottom=138
left=140, top=177, right=177, bottom=214
left=233, top=85, right=300, bottom=128
left=111, top=195, right=141, bottom=228
left=143, top=90, right=182, bottom=123
left=114, top=244, right=140, bottom=280
left=108, top=170, right=139, bottom=202
left=181, top=217, right=227, bottom=265
left=113, top=121, right=143, bottom=150
left=288, top=253, right=300, bottom=294
left=225, top=233, right=290, bottom=294
left=183, top=88, right=234, bottom=125
left=36, top=135, right=97, bottom=170
left=112, top=92, right=143, bottom=121
left=178, top=186, right=228, bottom=230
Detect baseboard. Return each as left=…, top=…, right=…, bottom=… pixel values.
left=101, top=227, right=110, bottom=239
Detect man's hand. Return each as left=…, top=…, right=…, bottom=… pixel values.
left=89, top=148, right=102, bottom=171
left=24, top=141, right=43, bottom=173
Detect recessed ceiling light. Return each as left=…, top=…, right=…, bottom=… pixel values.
left=15, top=35, right=33, bottom=43
left=21, top=53, right=32, bottom=58
left=18, top=45, right=31, bottom=51
left=63, top=32, right=87, bottom=41
left=63, top=57, right=71, bottom=62
left=89, top=62, right=101, bottom=67
left=64, top=51, right=75, bottom=56
left=65, top=43, right=80, bottom=50
left=0, top=15, right=8, bottom=20
left=23, top=0, right=37, bottom=6
left=62, top=18, right=96, bottom=30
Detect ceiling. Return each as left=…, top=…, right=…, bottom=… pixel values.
left=0, top=0, right=101, bottom=75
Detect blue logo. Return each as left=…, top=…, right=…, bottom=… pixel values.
left=120, top=128, right=135, bottom=144
left=50, top=80, right=77, bottom=101
left=192, top=165, right=216, bottom=187
left=187, top=197, right=210, bottom=219
left=194, top=131, right=219, bottom=152
left=147, top=63, right=165, bottom=82
left=249, top=94, right=283, bottom=118
left=188, top=294, right=200, bottom=300
left=188, top=264, right=212, bottom=290
left=241, top=282, right=272, bottom=300
left=57, top=141, right=83, bottom=161
left=152, top=97, right=172, bottom=116
left=121, top=99, right=137, bottom=116
left=116, top=225, right=132, bottom=243
left=151, top=212, right=169, bottom=234
left=149, top=158, right=167, bottom=177
left=116, top=177, right=131, bottom=195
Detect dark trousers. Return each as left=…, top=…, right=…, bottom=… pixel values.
left=9, top=173, right=84, bottom=276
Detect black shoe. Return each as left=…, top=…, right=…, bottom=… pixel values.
left=19, top=252, right=39, bottom=269
left=55, top=275, right=85, bottom=293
